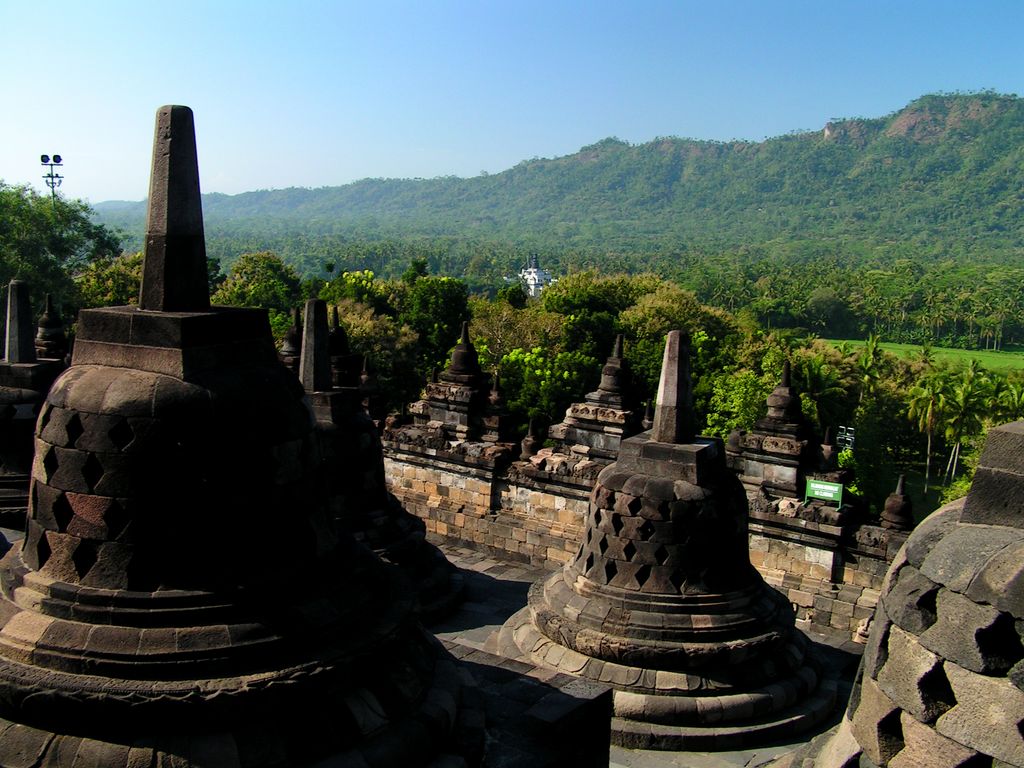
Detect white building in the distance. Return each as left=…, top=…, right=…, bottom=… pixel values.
left=518, top=254, right=556, bottom=297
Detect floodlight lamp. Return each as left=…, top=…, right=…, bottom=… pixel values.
left=40, top=155, right=50, bottom=164
left=53, top=155, right=62, bottom=164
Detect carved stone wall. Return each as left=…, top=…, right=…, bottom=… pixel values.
left=384, top=446, right=590, bottom=568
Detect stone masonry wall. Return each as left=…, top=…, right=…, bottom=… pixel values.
left=384, top=447, right=908, bottom=640
left=747, top=509, right=903, bottom=638
left=497, top=467, right=591, bottom=567
left=384, top=448, right=591, bottom=568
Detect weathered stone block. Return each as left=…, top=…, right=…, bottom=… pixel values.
left=876, top=625, right=955, bottom=723
left=886, top=566, right=939, bottom=635
left=849, top=676, right=904, bottom=766
left=920, top=589, right=1023, bottom=675
left=937, top=661, right=1024, bottom=765
left=920, top=524, right=1024, bottom=593
left=889, top=710, right=982, bottom=768
left=905, top=506, right=963, bottom=569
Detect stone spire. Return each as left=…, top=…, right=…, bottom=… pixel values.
left=642, top=400, right=654, bottom=430
left=546, top=334, right=641, bottom=462
left=962, top=421, right=1024, bottom=528
left=4, top=280, right=35, bottom=363
left=729, top=357, right=820, bottom=504
left=138, top=105, right=211, bottom=312
left=34, top=293, right=67, bottom=360
left=761, top=360, right=803, bottom=425
left=442, top=321, right=481, bottom=383
left=299, top=299, right=332, bottom=393
left=520, top=418, right=541, bottom=460
left=584, top=333, right=631, bottom=407
left=489, top=372, right=504, bottom=408
left=327, top=307, right=362, bottom=389
left=596, top=333, right=626, bottom=395
left=820, top=425, right=835, bottom=462
left=328, top=305, right=350, bottom=356
left=650, top=329, right=694, bottom=444
left=279, top=306, right=302, bottom=374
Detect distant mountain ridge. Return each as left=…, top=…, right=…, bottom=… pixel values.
left=93, top=92, right=1024, bottom=275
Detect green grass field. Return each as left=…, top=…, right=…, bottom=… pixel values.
left=823, top=340, right=1024, bottom=372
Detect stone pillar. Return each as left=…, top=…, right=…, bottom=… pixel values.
left=650, top=329, right=693, bottom=443
left=4, top=280, right=35, bottom=363
left=299, top=298, right=331, bottom=393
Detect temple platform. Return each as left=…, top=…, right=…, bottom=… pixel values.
left=0, top=527, right=861, bottom=767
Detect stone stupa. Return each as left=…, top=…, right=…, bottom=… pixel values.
left=547, top=333, right=642, bottom=461
left=299, top=298, right=463, bottom=620
left=782, top=421, right=1024, bottom=767
left=0, top=106, right=464, bottom=767
left=502, top=330, right=837, bottom=749
left=0, top=282, right=65, bottom=528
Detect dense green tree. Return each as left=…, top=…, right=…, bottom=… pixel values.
left=940, top=364, right=989, bottom=482
left=74, top=251, right=144, bottom=308
left=0, top=182, right=120, bottom=310
left=211, top=251, right=302, bottom=338
left=498, top=347, right=600, bottom=424
left=398, top=276, right=469, bottom=374
left=792, top=349, right=852, bottom=430
left=496, top=282, right=528, bottom=309
left=468, top=297, right=561, bottom=371
left=704, top=370, right=772, bottom=438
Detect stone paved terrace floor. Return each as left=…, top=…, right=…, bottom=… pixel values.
left=428, top=539, right=864, bottom=768
left=0, top=527, right=862, bottom=767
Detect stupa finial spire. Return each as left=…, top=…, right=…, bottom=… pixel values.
left=138, top=105, right=211, bottom=312
left=650, top=330, right=694, bottom=444
left=5, top=280, right=36, bottom=363
left=299, top=299, right=332, bottom=393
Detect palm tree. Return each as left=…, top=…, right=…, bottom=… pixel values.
left=941, top=367, right=988, bottom=483
left=907, top=373, right=947, bottom=493
left=1001, top=377, right=1024, bottom=422
left=916, top=342, right=936, bottom=370
left=984, top=373, right=1009, bottom=423
left=794, top=353, right=849, bottom=430
left=856, top=334, right=882, bottom=403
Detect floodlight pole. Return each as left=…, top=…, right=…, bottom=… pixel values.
left=40, top=154, right=63, bottom=207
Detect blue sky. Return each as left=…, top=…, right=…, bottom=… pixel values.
left=1, top=1, right=1021, bottom=203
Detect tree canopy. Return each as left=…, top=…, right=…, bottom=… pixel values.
left=0, top=182, right=121, bottom=312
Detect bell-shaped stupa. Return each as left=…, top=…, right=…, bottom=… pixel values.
left=299, top=298, right=463, bottom=620
left=547, top=333, right=642, bottom=461
left=0, top=282, right=64, bottom=527
left=502, top=331, right=836, bottom=749
left=784, top=420, right=1024, bottom=767
left=0, top=106, right=463, bottom=766
left=34, top=293, right=68, bottom=361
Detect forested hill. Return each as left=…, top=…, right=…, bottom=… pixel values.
left=94, top=93, right=1024, bottom=277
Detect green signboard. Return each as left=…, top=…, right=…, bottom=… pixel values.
left=805, top=479, right=843, bottom=504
